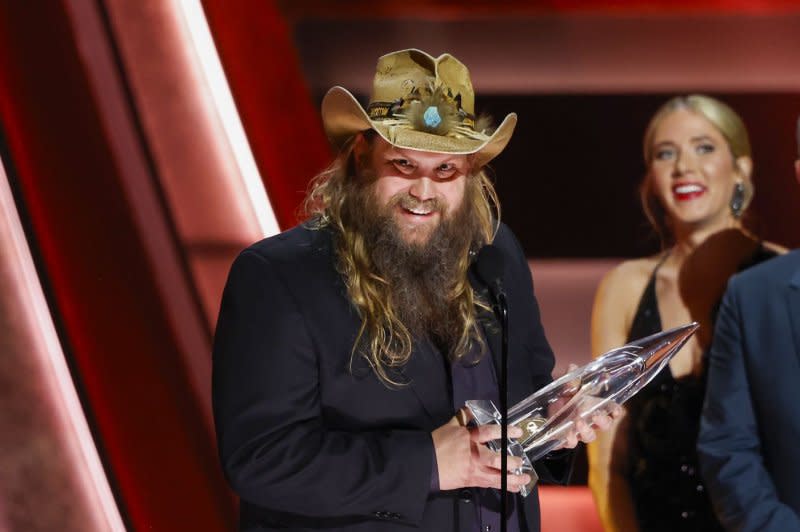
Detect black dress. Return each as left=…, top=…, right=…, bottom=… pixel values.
left=625, top=247, right=777, bottom=531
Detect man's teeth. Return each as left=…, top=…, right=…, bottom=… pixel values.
left=407, top=206, right=432, bottom=215
left=674, top=184, right=704, bottom=194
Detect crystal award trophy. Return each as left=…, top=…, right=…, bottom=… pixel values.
left=465, top=322, right=699, bottom=497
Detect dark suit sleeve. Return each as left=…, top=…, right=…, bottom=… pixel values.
left=500, top=226, right=574, bottom=484
left=697, top=279, right=800, bottom=531
left=212, top=250, right=432, bottom=524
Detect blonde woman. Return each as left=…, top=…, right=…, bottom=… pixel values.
left=587, top=95, right=785, bottom=532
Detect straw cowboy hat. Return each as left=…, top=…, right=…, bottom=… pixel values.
left=321, top=49, right=517, bottom=168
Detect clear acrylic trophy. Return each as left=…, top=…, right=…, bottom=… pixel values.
left=465, top=322, right=699, bottom=497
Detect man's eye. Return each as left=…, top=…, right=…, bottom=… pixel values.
left=436, top=164, right=459, bottom=177
left=391, top=159, right=414, bottom=172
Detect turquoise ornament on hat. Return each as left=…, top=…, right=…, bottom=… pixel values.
left=423, top=106, right=442, bottom=128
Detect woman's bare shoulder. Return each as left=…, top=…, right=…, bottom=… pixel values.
left=598, top=255, right=662, bottom=297
left=593, top=255, right=662, bottom=327
left=591, top=255, right=662, bottom=356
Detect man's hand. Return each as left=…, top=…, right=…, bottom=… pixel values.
left=432, top=412, right=531, bottom=492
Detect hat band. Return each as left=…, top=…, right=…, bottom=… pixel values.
left=367, top=100, right=476, bottom=130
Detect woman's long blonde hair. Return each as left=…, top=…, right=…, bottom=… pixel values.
left=640, top=94, right=754, bottom=246
left=303, top=133, right=500, bottom=385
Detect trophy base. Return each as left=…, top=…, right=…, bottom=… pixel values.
left=464, top=399, right=539, bottom=497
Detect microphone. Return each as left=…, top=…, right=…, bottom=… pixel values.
left=474, top=245, right=509, bottom=532
left=475, top=244, right=506, bottom=303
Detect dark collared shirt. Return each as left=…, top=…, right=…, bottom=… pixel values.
left=451, top=346, right=522, bottom=532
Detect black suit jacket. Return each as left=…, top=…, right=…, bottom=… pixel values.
left=212, top=222, right=565, bottom=531
left=698, top=250, right=800, bottom=531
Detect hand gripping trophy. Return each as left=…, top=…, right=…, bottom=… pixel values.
left=466, top=322, right=699, bottom=496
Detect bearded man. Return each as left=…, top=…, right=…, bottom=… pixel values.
left=213, top=49, right=597, bottom=532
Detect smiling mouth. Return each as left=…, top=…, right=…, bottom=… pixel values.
left=672, top=183, right=706, bottom=201
left=404, top=205, right=434, bottom=216
left=398, top=196, right=440, bottom=217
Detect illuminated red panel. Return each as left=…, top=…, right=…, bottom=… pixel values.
left=0, top=159, right=124, bottom=531
left=279, top=0, right=800, bottom=17
left=99, top=0, right=272, bottom=327
left=0, top=2, right=235, bottom=529
left=540, top=486, right=603, bottom=531
left=202, top=0, right=332, bottom=229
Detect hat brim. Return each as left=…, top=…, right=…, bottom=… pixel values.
left=321, top=86, right=517, bottom=168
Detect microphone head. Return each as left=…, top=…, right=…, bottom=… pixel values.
left=474, top=244, right=505, bottom=288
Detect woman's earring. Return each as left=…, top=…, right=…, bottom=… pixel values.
left=730, top=181, right=745, bottom=218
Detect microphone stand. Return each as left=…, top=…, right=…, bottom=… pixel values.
left=473, top=244, right=510, bottom=532
left=493, top=292, right=509, bottom=532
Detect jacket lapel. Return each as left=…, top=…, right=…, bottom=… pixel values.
left=399, top=338, right=452, bottom=426
left=468, top=266, right=502, bottom=372
left=401, top=287, right=509, bottom=426
left=478, top=304, right=503, bottom=384
left=473, top=276, right=519, bottom=405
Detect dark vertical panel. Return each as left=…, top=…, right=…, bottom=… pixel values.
left=487, top=93, right=800, bottom=257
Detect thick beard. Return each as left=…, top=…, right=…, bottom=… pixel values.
left=348, top=183, right=481, bottom=358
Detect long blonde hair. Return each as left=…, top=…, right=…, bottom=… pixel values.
left=640, top=94, right=753, bottom=245
left=303, top=133, right=500, bottom=385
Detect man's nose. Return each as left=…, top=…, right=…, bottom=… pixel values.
left=408, top=176, right=435, bottom=201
